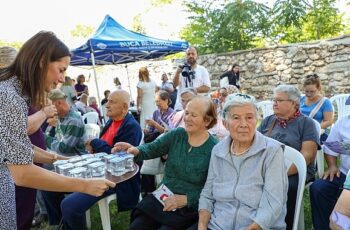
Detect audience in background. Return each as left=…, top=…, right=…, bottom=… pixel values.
left=75, top=74, right=89, bottom=97
left=60, top=76, right=77, bottom=108
left=137, top=66, right=157, bottom=129
left=300, top=74, right=334, bottom=144
left=169, top=88, right=197, bottom=129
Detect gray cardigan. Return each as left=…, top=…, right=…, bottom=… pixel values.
left=198, top=131, right=288, bottom=230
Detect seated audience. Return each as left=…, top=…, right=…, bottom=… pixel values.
left=101, top=90, right=110, bottom=106
left=310, top=108, right=350, bottom=229
left=75, top=93, right=94, bottom=115
left=169, top=88, right=197, bottom=129
left=300, top=74, right=333, bottom=143
left=258, top=85, right=319, bottom=230
left=88, top=96, right=102, bottom=122
left=60, top=76, right=77, bottom=108
left=142, top=90, right=175, bottom=195
left=208, top=87, right=230, bottom=140
left=144, top=90, right=175, bottom=142
left=45, top=89, right=86, bottom=156
left=198, top=93, right=288, bottom=230
left=60, top=90, right=142, bottom=230
left=113, top=96, right=218, bottom=230
left=330, top=169, right=350, bottom=230
left=74, top=74, right=89, bottom=97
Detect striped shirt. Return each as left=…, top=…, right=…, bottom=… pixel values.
left=45, top=109, right=86, bottom=156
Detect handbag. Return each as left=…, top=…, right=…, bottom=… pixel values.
left=140, top=157, right=165, bottom=175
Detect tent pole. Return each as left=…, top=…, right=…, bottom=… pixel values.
left=125, top=64, right=133, bottom=100
left=90, top=48, right=103, bottom=120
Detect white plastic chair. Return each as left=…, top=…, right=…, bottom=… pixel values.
left=96, top=132, right=144, bottom=230
left=84, top=124, right=100, bottom=139
left=284, top=146, right=307, bottom=230
left=330, top=94, right=350, bottom=120
left=256, top=100, right=274, bottom=118
left=83, top=111, right=100, bottom=124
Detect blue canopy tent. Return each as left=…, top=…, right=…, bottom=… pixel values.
left=70, top=14, right=189, bottom=106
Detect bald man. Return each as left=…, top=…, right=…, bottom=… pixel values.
left=60, top=90, right=142, bottom=230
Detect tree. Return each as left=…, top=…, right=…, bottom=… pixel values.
left=70, top=25, right=95, bottom=38
left=132, top=14, right=147, bottom=34
left=271, top=0, right=344, bottom=43
left=180, top=0, right=270, bottom=54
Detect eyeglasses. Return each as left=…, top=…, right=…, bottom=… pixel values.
left=272, top=99, right=291, bottom=104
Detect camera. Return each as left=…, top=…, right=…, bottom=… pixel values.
left=180, top=63, right=196, bottom=80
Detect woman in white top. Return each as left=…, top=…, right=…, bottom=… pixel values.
left=137, top=67, right=157, bottom=129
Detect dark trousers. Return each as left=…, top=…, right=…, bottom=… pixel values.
left=61, top=189, right=116, bottom=230
left=285, top=174, right=298, bottom=230
left=310, top=173, right=346, bottom=230
left=15, top=185, right=37, bottom=230
left=141, top=175, right=156, bottom=195
left=130, top=195, right=198, bottom=230
left=42, top=191, right=68, bottom=225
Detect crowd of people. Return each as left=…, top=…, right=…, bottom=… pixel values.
left=0, top=30, right=349, bottom=230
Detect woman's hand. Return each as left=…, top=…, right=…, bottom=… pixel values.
left=323, top=165, right=340, bottom=181
left=245, top=222, right=262, bottom=230
left=112, top=142, right=139, bottom=155
left=47, top=117, right=59, bottom=127
left=146, top=119, right=156, bottom=127
left=42, top=105, right=57, bottom=118
left=82, top=178, right=116, bottom=197
left=163, top=194, right=187, bottom=211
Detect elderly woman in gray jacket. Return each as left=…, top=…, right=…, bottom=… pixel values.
left=197, top=94, right=288, bottom=230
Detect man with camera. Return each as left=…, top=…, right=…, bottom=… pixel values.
left=173, top=46, right=211, bottom=110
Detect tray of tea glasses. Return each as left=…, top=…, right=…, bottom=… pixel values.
left=53, top=152, right=139, bottom=184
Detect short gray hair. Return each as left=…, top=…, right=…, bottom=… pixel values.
left=274, top=85, right=300, bottom=107
left=222, top=93, right=258, bottom=120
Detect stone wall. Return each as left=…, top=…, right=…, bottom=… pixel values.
left=75, top=34, right=350, bottom=101
left=198, top=34, right=350, bottom=99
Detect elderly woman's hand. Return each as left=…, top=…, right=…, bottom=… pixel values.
left=145, top=118, right=157, bottom=127
left=245, top=222, right=262, bottom=230
left=163, top=194, right=187, bottom=212
left=112, top=142, right=139, bottom=155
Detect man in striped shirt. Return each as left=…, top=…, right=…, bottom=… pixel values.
left=45, top=89, right=86, bottom=156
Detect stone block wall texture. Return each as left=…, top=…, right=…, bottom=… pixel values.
left=75, top=35, right=350, bottom=101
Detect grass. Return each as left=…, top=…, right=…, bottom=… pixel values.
left=32, top=192, right=314, bottom=230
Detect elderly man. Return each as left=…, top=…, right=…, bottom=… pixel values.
left=169, top=88, right=197, bottom=129
left=45, top=89, right=85, bottom=155
left=173, top=46, right=211, bottom=110
left=60, top=90, right=142, bottom=230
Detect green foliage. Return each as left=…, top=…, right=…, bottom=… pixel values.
left=132, top=14, right=147, bottom=34
left=181, top=0, right=347, bottom=53
left=0, top=40, right=23, bottom=50
left=180, top=0, right=270, bottom=54
left=70, top=25, right=95, bottom=38
left=149, top=0, right=173, bottom=7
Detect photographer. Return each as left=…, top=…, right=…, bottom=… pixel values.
left=173, top=46, right=211, bottom=110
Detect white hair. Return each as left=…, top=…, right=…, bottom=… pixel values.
left=274, top=84, right=301, bottom=107
left=222, top=93, right=259, bottom=120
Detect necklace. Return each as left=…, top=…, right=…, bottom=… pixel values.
left=230, top=142, right=251, bottom=156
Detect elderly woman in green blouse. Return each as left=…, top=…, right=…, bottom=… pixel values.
left=113, top=96, right=218, bottom=230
